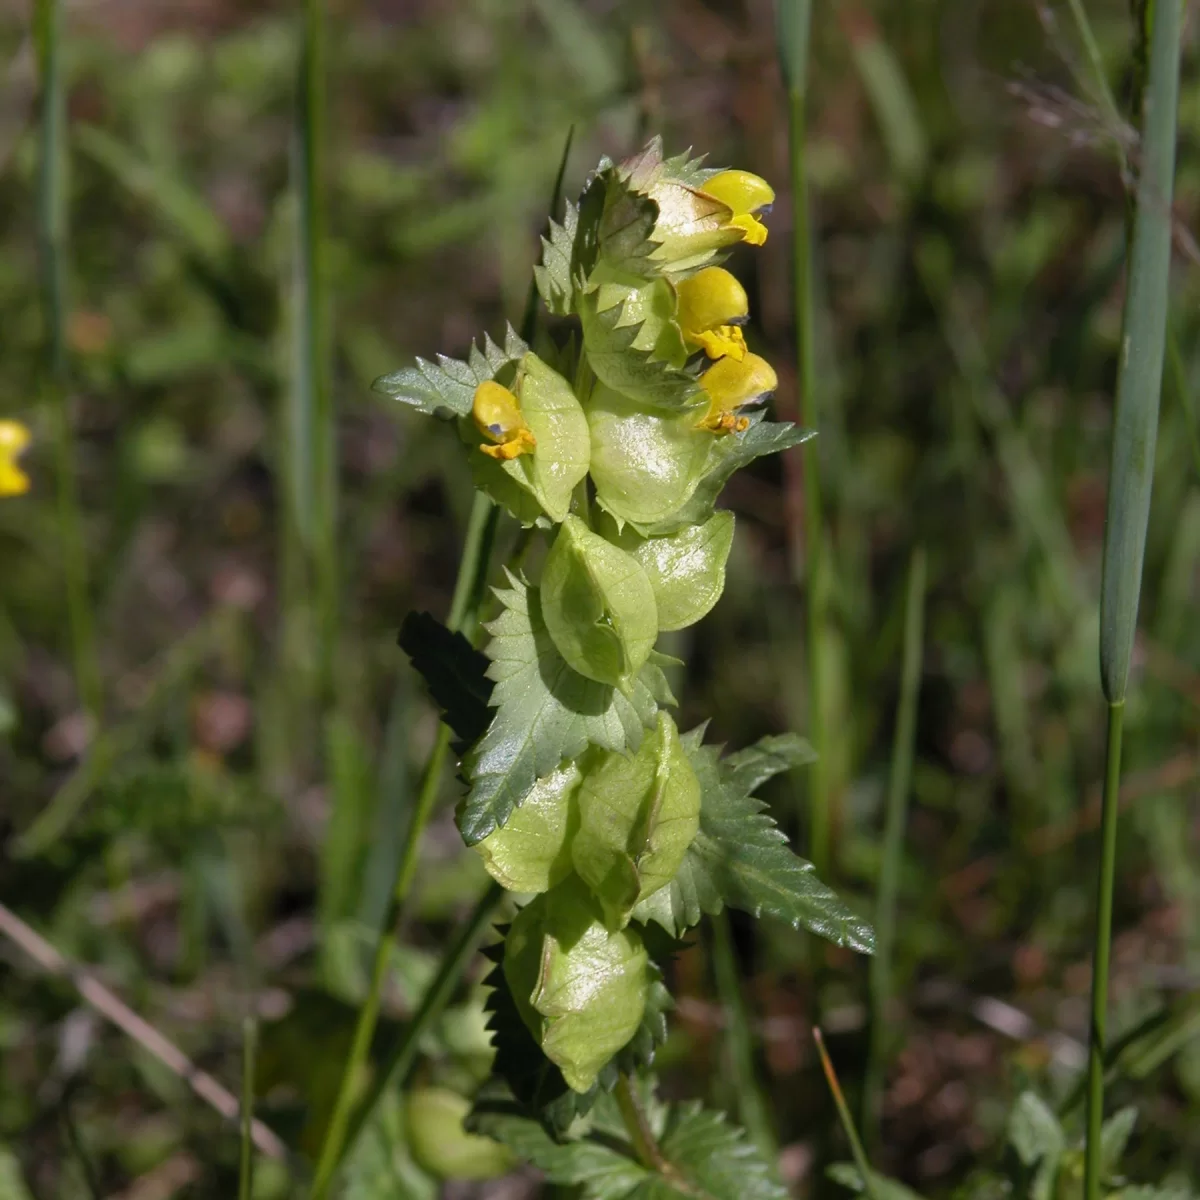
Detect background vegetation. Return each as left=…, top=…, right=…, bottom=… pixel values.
left=1, top=0, right=1198, bottom=1195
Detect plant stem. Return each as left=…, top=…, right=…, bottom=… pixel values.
left=239, top=1017, right=257, bottom=1200
left=309, top=493, right=498, bottom=1198
left=35, top=0, right=101, bottom=726
left=615, top=1074, right=667, bottom=1173
left=1084, top=700, right=1125, bottom=1200
left=813, top=1028, right=878, bottom=1200
left=777, top=0, right=828, bottom=877
left=864, top=546, right=926, bottom=1148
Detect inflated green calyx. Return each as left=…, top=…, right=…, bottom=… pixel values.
left=541, top=514, right=658, bottom=692
left=484, top=352, right=589, bottom=523
left=405, top=1087, right=516, bottom=1181
left=474, top=762, right=581, bottom=894
left=617, top=511, right=735, bottom=632
left=585, top=383, right=712, bottom=527
left=572, top=711, right=701, bottom=929
left=503, top=876, right=650, bottom=1093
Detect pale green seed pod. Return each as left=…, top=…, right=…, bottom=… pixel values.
left=617, top=511, right=735, bottom=632
left=405, top=1087, right=516, bottom=1181
left=503, top=877, right=650, bottom=1093
left=486, top=353, right=590, bottom=524
left=571, top=711, right=701, bottom=929
left=474, top=762, right=581, bottom=894
left=541, top=515, right=658, bottom=692
left=585, top=383, right=712, bottom=527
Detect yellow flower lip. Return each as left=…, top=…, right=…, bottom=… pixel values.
left=472, top=380, right=536, bottom=460
left=700, top=170, right=775, bottom=246
left=697, top=353, right=778, bottom=434
left=0, top=419, right=32, bottom=497
left=675, top=267, right=750, bottom=361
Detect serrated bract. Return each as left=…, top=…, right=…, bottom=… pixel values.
left=572, top=711, right=701, bottom=929
left=541, top=515, right=658, bottom=693
left=503, top=877, right=650, bottom=1094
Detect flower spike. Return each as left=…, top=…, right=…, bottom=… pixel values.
left=675, top=267, right=750, bottom=362
left=699, top=170, right=775, bottom=246
left=698, top=353, right=778, bottom=433
left=0, top=420, right=31, bottom=497
left=472, top=380, right=537, bottom=460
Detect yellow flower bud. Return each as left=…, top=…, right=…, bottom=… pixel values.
left=697, top=353, right=778, bottom=433
left=0, top=420, right=31, bottom=497
left=700, top=170, right=775, bottom=246
left=675, top=267, right=749, bottom=362
left=472, top=380, right=537, bottom=460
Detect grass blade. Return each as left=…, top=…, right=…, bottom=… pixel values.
left=1097, top=0, right=1182, bottom=705
left=863, top=547, right=926, bottom=1147
left=776, top=0, right=829, bottom=877
left=35, top=0, right=100, bottom=725
left=711, top=911, right=775, bottom=1158
left=1087, top=3, right=1183, bottom=1197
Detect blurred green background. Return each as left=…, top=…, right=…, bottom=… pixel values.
left=1, top=0, right=1198, bottom=1195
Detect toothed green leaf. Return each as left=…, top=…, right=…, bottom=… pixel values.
left=373, top=326, right=528, bottom=419
left=397, top=612, right=493, bottom=752
left=473, top=1092, right=789, bottom=1200
left=458, top=573, right=665, bottom=846
left=534, top=199, right=580, bottom=316
left=632, top=732, right=875, bottom=954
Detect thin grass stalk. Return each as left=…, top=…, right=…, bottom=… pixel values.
left=813, top=1028, right=878, bottom=1200
left=238, top=1017, right=257, bottom=1200
left=711, top=912, right=775, bottom=1158
left=863, top=546, right=926, bottom=1148
left=1087, top=2, right=1183, bottom=1195
left=296, top=0, right=337, bottom=699
left=35, top=0, right=101, bottom=725
left=776, top=0, right=828, bottom=877
left=338, top=882, right=504, bottom=1166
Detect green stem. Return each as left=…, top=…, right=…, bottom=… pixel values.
left=864, top=546, right=926, bottom=1148
left=614, top=1074, right=667, bottom=1174
left=1084, top=700, right=1125, bottom=1200
left=309, top=494, right=498, bottom=1198
left=239, top=1017, right=257, bottom=1200
left=36, top=0, right=101, bottom=725
left=778, top=0, right=827, bottom=877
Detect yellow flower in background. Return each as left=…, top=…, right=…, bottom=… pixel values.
left=0, top=420, right=31, bottom=497
left=675, top=267, right=750, bottom=362
left=472, top=380, right=537, bottom=460
left=697, top=353, right=778, bottom=434
left=700, top=170, right=775, bottom=247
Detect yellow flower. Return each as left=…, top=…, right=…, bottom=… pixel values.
left=697, top=353, right=778, bottom=434
left=675, top=267, right=749, bottom=362
left=699, top=170, right=775, bottom=247
left=0, top=420, right=31, bottom=497
left=472, top=380, right=537, bottom=460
